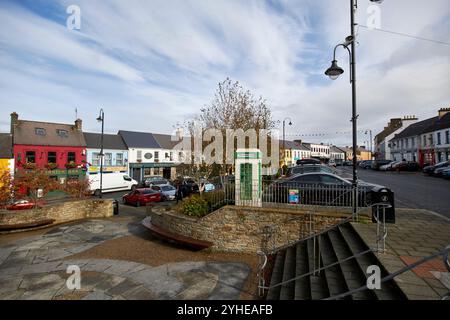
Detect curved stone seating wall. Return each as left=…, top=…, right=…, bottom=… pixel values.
left=149, top=205, right=366, bottom=253
left=0, top=199, right=114, bottom=232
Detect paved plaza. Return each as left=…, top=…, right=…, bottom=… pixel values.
left=0, top=217, right=252, bottom=300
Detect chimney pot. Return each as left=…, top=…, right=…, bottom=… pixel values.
left=10, top=112, right=18, bottom=135
left=75, top=118, right=82, bottom=130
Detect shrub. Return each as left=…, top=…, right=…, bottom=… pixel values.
left=179, top=195, right=209, bottom=217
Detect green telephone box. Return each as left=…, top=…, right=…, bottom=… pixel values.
left=235, top=149, right=262, bottom=207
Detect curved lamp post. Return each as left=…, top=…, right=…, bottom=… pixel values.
left=96, top=109, right=105, bottom=199
left=325, top=0, right=384, bottom=218
left=282, top=117, right=292, bottom=168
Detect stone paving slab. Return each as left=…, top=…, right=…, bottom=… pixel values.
left=351, top=208, right=450, bottom=300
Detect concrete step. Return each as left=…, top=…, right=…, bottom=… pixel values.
left=266, top=249, right=286, bottom=300
left=339, top=223, right=407, bottom=300
left=328, top=228, right=376, bottom=300
left=307, top=237, right=329, bottom=300
left=319, top=233, right=352, bottom=300
left=294, top=242, right=311, bottom=300
left=279, top=246, right=296, bottom=300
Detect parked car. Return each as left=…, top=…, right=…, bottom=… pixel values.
left=359, top=160, right=374, bottom=169
left=433, top=166, right=449, bottom=177
left=328, top=159, right=336, bottom=167
left=285, top=164, right=336, bottom=177
left=296, top=158, right=321, bottom=165
left=89, top=173, right=138, bottom=196
left=145, top=178, right=169, bottom=187
left=122, top=188, right=162, bottom=207
left=151, top=184, right=177, bottom=201
left=380, top=161, right=400, bottom=171
left=343, top=160, right=353, bottom=166
left=371, top=159, right=392, bottom=171
left=6, top=199, right=45, bottom=211
left=442, top=168, right=450, bottom=179
left=264, top=172, right=394, bottom=209
left=392, top=161, right=421, bottom=172
left=423, top=161, right=449, bottom=176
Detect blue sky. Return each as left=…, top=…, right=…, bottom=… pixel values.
left=1, top=0, right=449, bottom=146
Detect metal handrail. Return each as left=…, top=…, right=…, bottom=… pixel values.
left=257, top=251, right=268, bottom=297
left=324, top=245, right=450, bottom=300
left=260, top=248, right=375, bottom=291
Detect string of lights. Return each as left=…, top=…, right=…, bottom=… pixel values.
left=359, top=24, right=450, bottom=46
left=282, top=130, right=372, bottom=137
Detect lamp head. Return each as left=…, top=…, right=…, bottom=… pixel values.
left=343, top=35, right=354, bottom=47
left=325, top=60, right=344, bottom=80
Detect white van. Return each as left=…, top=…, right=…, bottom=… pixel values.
left=88, top=173, right=138, bottom=196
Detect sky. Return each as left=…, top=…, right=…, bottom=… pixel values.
left=0, top=0, right=449, bottom=147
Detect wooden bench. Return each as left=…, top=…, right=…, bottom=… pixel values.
left=141, top=217, right=212, bottom=251
left=0, top=219, right=55, bottom=232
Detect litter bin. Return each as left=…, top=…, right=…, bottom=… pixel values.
left=113, top=200, right=119, bottom=215
left=369, top=187, right=395, bottom=223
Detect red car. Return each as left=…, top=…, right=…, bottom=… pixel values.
left=122, top=188, right=162, bottom=207
left=6, top=199, right=45, bottom=211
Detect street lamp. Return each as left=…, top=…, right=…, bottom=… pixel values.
left=282, top=117, right=292, bottom=168
left=96, top=109, right=105, bottom=199
left=325, top=0, right=384, bottom=219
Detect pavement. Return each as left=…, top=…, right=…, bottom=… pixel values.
left=0, top=204, right=251, bottom=300
left=337, top=166, right=450, bottom=218
left=352, top=208, right=450, bottom=300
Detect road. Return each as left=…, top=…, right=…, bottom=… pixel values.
left=337, top=167, right=450, bottom=218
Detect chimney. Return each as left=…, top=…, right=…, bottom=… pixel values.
left=75, top=118, right=82, bottom=131
left=438, top=108, right=450, bottom=118
left=10, top=112, right=18, bottom=135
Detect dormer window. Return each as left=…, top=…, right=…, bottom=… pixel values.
left=35, top=128, right=46, bottom=136
left=57, top=129, right=69, bottom=138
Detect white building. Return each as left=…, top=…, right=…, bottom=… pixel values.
left=302, top=142, right=330, bottom=160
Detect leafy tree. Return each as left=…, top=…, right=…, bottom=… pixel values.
left=62, top=178, right=91, bottom=199
left=0, top=171, right=14, bottom=208
left=14, top=169, right=60, bottom=205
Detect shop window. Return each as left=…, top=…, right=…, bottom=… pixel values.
left=104, top=153, right=112, bottom=166
left=67, top=152, right=76, bottom=163
left=48, top=152, right=57, bottom=163
left=25, top=151, right=36, bottom=163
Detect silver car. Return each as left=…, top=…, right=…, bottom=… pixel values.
left=151, top=184, right=176, bottom=201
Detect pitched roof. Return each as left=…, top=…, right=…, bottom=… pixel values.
left=0, top=133, right=13, bottom=159
left=330, top=146, right=345, bottom=153
left=421, top=112, right=450, bottom=134
left=391, top=117, right=438, bottom=140
left=374, top=118, right=403, bottom=144
left=12, top=120, right=86, bottom=147
left=281, top=140, right=310, bottom=150
left=84, top=132, right=127, bottom=150
left=118, top=130, right=161, bottom=149
left=152, top=133, right=180, bottom=149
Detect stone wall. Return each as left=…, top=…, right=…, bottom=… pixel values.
left=149, top=205, right=368, bottom=253
left=0, top=199, right=114, bottom=230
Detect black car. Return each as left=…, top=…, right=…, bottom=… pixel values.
left=264, top=172, right=395, bottom=221
left=371, top=159, right=392, bottom=171
left=423, top=161, right=449, bottom=175
left=359, top=160, right=374, bottom=169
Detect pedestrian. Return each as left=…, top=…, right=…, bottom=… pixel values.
left=176, top=181, right=183, bottom=204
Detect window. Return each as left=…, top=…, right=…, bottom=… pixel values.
left=321, top=175, right=346, bottom=185
left=154, top=151, right=159, bottom=160
left=67, top=152, right=76, bottom=163
left=35, top=128, right=46, bottom=136
left=48, top=152, right=57, bottom=164
left=170, top=152, right=173, bottom=161
left=406, top=139, right=409, bottom=149
left=92, top=153, right=100, bottom=166
left=116, top=153, right=123, bottom=166
left=412, top=137, right=415, bottom=147
left=57, top=129, right=69, bottom=138
left=292, top=174, right=321, bottom=183
left=437, top=132, right=441, bottom=145
left=137, top=150, right=142, bottom=160
left=104, top=153, right=112, bottom=166
left=446, top=131, right=450, bottom=144
left=25, top=151, right=36, bottom=163
left=423, top=135, right=426, bottom=147
left=429, top=134, right=433, bottom=145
